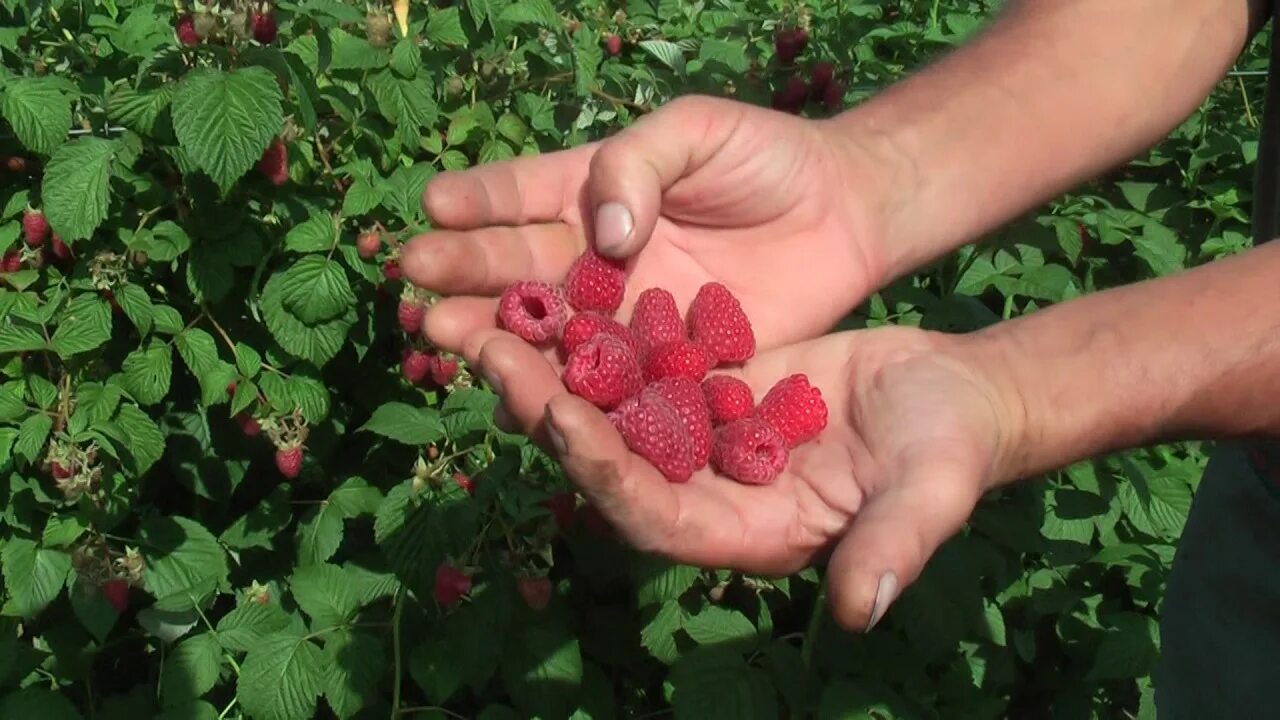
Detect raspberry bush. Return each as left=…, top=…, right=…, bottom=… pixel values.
left=0, top=0, right=1268, bottom=717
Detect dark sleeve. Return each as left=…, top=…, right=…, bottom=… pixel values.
left=1250, top=0, right=1274, bottom=37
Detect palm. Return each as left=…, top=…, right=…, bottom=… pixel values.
left=464, top=325, right=1007, bottom=580
left=403, top=97, right=885, bottom=352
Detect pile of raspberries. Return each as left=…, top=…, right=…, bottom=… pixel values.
left=496, top=249, right=827, bottom=485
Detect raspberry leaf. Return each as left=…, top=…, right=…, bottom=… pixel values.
left=359, top=402, right=446, bottom=445
left=236, top=632, right=327, bottom=720
left=171, top=67, right=284, bottom=193
left=0, top=538, right=70, bottom=619
left=160, top=633, right=222, bottom=708
left=1, top=76, right=74, bottom=156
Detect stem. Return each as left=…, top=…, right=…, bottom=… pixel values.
left=217, top=696, right=239, bottom=720
left=801, top=575, right=828, bottom=669
left=389, top=590, right=405, bottom=720
left=1237, top=75, right=1257, bottom=128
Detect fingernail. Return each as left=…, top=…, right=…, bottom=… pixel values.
left=594, top=202, right=634, bottom=257
left=482, top=369, right=504, bottom=396
left=544, top=405, right=568, bottom=456
left=865, top=571, right=898, bottom=632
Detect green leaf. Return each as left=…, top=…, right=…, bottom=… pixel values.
left=669, top=648, right=754, bottom=720
left=698, top=38, right=749, bottom=74
left=634, top=558, right=699, bottom=607
left=0, top=539, right=71, bottom=618
left=291, top=564, right=359, bottom=630
left=0, top=687, right=83, bottom=720
left=139, top=516, right=229, bottom=611
left=284, top=213, right=338, bottom=254
left=370, top=70, right=438, bottom=143
left=110, top=403, right=166, bottom=475
left=236, top=633, right=326, bottom=720
left=1, top=77, right=73, bottom=156
left=279, top=256, right=355, bottom=324
left=323, top=631, right=386, bottom=719
left=640, top=600, right=683, bottom=665
left=160, top=633, right=222, bottom=707
left=426, top=7, right=468, bottom=45
left=215, top=601, right=291, bottom=653
left=116, top=284, right=154, bottom=336
left=171, top=68, right=285, bottom=192
left=296, top=477, right=382, bottom=566
left=1133, top=222, right=1186, bottom=276
left=639, top=40, right=686, bottom=74
left=42, top=515, right=88, bottom=548
left=360, top=402, right=445, bottom=445
left=51, top=294, right=113, bottom=358
left=1087, top=612, right=1158, bottom=680
left=42, top=137, right=120, bottom=241
left=501, top=625, right=583, bottom=720
left=14, top=412, right=53, bottom=464
left=221, top=486, right=292, bottom=551
left=156, top=701, right=218, bottom=720
left=130, top=221, right=192, bottom=263
left=122, top=339, right=173, bottom=405
left=683, top=607, right=757, bottom=649
left=261, top=262, right=356, bottom=367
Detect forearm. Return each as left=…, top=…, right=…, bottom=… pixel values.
left=830, top=0, right=1264, bottom=280
left=970, top=241, right=1280, bottom=485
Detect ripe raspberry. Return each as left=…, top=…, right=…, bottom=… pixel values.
left=382, top=259, right=402, bottom=281
left=453, top=472, right=474, bottom=494
left=644, top=339, right=713, bottom=383
left=604, top=34, right=623, bottom=57
left=356, top=231, right=382, bottom=260
left=434, top=563, right=471, bottom=606
left=809, top=61, right=835, bottom=99
left=629, top=288, right=683, bottom=356
left=545, top=492, right=576, bottom=530
left=755, top=373, right=828, bottom=447
left=774, top=27, right=808, bottom=64
left=51, top=461, right=73, bottom=480
left=608, top=392, right=695, bottom=483
left=517, top=576, right=552, bottom=611
left=257, top=138, right=288, bottom=186
left=236, top=413, right=261, bottom=437
left=176, top=14, right=200, bottom=45
left=101, top=579, right=130, bottom=613
left=771, top=75, right=808, bottom=114
left=48, top=234, right=71, bottom=262
left=397, top=298, right=425, bottom=336
left=22, top=209, right=48, bottom=248
left=563, top=334, right=643, bottom=410
left=822, top=79, right=846, bottom=112
left=251, top=11, right=277, bottom=43
left=428, top=353, right=459, bottom=386
left=643, top=377, right=712, bottom=468
left=711, top=417, right=789, bottom=486
left=275, top=446, right=303, bottom=479
left=563, top=250, right=626, bottom=315
left=402, top=348, right=430, bottom=385
left=702, top=375, right=755, bottom=424
left=561, top=311, right=637, bottom=356
left=1, top=251, right=21, bottom=273
left=498, top=281, right=567, bottom=344
left=687, top=282, right=755, bottom=365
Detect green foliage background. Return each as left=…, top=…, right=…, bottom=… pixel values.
left=0, top=0, right=1268, bottom=718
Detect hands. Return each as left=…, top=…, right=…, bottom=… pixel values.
left=453, top=323, right=1019, bottom=631
left=401, top=95, right=897, bottom=353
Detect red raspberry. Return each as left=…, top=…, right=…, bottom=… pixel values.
left=382, top=259, right=402, bottom=281
left=48, top=234, right=71, bottom=262
left=629, top=288, right=683, bottom=356
left=822, top=79, right=846, bottom=112
left=236, top=413, right=261, bottom=437
left=809, top=61, right=835, bottom=99
left=563, top=250, right=625, bottom=315
left=101, top=579, right=130, bottom=613
left=702, top=375, right=755, bottom=424
left=434, top=563, right=471, bottom=607
left=517, top=576, right=552, bottom=611
left=563, top=334, right=643, bottom=410
left=177, top=14, right=200, bottom=45
left=711, top=417, right=789, bottom=485
left=428, top=353, right=459, bottom=386
left=774, top=27, right=808, bottom=64
left=1, top=251, right=21, bottom=273
left=397, top=298, right=425, bottom=336
left=644, top=339, right=713, bottom=383
left=52, top=461, right=73, bottom=480
left=771, top=75, right=808, bottom=114
left=257, top=138, right=288, bottom=186
left=251, top=11, right=277, bottom=43
left=608, top=392, right=695, bottom=483
left=402, top=348, right=430, bottom=385
left=686, top=282, right=755, bottom=365
left=643, top=377, right=712, bottom=469
left=22, top=209, right=48, bottom=248
left=356, top=231, right=382, bottom=260
left=226, top=380, right=237, bottom=397
left=453, top=472, right=475, bottom=494
left=498, top=281, right=567, bottom=344
left=544, top=492, right=576, bottom=530
left=561, top=311, right=637, bottom=356
left=755, top=373, right=828, bottom=448
left=275, top=447, right=303, bottom=479
left=604, top=34, right=623, bottom=57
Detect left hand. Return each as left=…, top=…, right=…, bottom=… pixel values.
left=459, top=323, right=1022, bottom=631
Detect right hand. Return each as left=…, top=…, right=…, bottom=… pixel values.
left=401, top=95, right=901, bottom=356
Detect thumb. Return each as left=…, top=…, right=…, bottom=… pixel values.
left=825, top=459, right=985, bottom=633
left=587, top=96, right=739, bottom=259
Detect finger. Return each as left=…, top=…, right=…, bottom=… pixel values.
left=824, top=457, right=984, bottom=633
left=473, top=333, right=565, bottom=444
left=587, top=95, right=739, bottom=258
left=401, top=223, right=584, bottom=296
left=423, top=146, right=595, bottom=229
left=422, top=297, right=497, bottom=356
